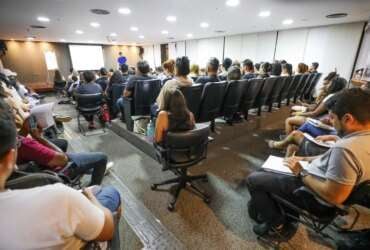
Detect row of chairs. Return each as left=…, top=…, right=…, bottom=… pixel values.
left=121, top=72, right=321, bottom=132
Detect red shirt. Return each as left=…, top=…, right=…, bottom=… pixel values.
left=17, top=136, right=57, bottom=169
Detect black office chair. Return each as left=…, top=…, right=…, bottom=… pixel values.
left=180, top=84, right=203, bottom=118
left=151, top=123, right=211, bottom=211
left=220, top=80, right=247, bottom=124
left=255, top=77, right=278, bottom=115
left=299, top=73, right=315, bottom=101
left=75, top=93, right=104, bottom=135
left=263, top=181, right=370, bottom=247
left=123, top=79, right=161, bottom=131
left=110, top=83, right=126, bottom=119
left=197, top=81, right=227, bottom=132
left=293, top=74, right=309, bottom=103
left=54, top=80, right=67, bottom=98
left=277, top=76, right=294, bottom=108
left=240, top=78, right=264, bottom=120
left=268, top=77, right=288, bottom=110
left=304, top=73, right=322, bottom=102
left=191, top=76, right=198, bottom=82
left=286, top=74, right=303, bottom=106
left=6, top=169, right=63, bottom=190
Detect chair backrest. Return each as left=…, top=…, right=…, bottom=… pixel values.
left=345, top=180, right=370, bottom=208
left=294, top=74, right=310, bottom=98
left=256, top=77, right=278, bottom=107
left=287, top=74, right=303, bottom=100
left=270, top=77, right=288, bottom=104
left=54, top=80, right=66, bottom=90
left=221, top=80, right=248, bottom=117
left=111, top=83, right=126, bottom=104
left=180, top=84, right=203, bottom=118
left=133, top=79, right=162, bottom=115
left=164, top=123, right=210, bottom=167
left=242, top=78, right=265, bottom=110
left=304, top=73, right=322, bottom=99
left=279, top=76, right=294, bottom=101
left=300, top=73, right=315, bottom=98
left=75, top=93, right=103, bottom=111
left=197, top=81, right=227, bottom=122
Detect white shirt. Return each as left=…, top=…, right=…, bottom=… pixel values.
left=0, top=183, right=105, bottom=250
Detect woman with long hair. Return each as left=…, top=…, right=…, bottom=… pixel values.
left=154, top=88, right=195, bottom=144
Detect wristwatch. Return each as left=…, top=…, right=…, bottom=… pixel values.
left=299, top=169, right=309, bottom=179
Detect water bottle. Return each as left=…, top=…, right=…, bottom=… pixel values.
left=146, top=120, right=155, bottom=142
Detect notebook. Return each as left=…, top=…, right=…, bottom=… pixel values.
left=261, top=155, right=310, bottom=176
left=303, top=133, right=336, bottom=148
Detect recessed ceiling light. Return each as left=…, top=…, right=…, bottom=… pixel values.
left=75, top=30, right=84, bottom=34
left=118, top=8, right=131, bottom=15
left=161, top=30, right=169, bottom=34
left=139, top=35, right=145, bottom=39
left=187, top=33, right=193, bottom=38
left=130, top=26, right=138, bottom=31
left=87, top=40, right=94, bottom=43
left=200, top=22, right=209, bottom=28
left=259, top=11, right=271, bottom=17
left=26, top=36, right=35, bottom=41
left=60, top=39, right=66, bottom=42
left=90, top=22, right=100, bottom=28
left=225, top=0, right=239, bottom=7
left=110, top=32, right=117, bottom=37
left=326, top=13, right=348, bottom=19
left=37, top=16, right=50, bottom=22
left=282, top=19, right=294, bottom=25
left=166, top=16, right=177, bottom=22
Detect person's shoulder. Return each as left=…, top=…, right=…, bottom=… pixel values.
left=157, top=110, right=169, bottom=120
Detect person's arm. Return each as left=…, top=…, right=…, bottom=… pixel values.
left=154, top=111, right=168, bottom=143
left=82, top=188, right=115, bottom=241
left=315, top=135, right=340, bottom=143
left=299, top=101, right=327, bottom=117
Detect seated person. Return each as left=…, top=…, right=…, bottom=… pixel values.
left=257, top=62, right=271, bottom=78
left=156, top=56, right=193, bottom=111
left=281, top=63, right=292, bottom=76
left=270, top=62, right=282, bottom=77
left=15, top=115, right=107, bottom=186
left=106, top=70, right=124, bottom=118
left=227, top=66, right=241, bottom=81
left=120, top=63, right=130, bottom=82
left=241, top=59, right=256, bottom=80
left=0, top=100, right=121, bottom=248
left=161, top=59, right=175, bottom=81
left=96, top=67, right=109, bottom=91
left=219, top=57, right=232, bottom=80
left=67, top=75, right=80, bottom=97
left=196, top=57, right=220, bottom=85
left=189, top=64, right=200, bottom=80
left=285, top=76, right=345, bottom=134
left=76, top=71, right=103, bottom=129
left=309, top=62, right=319, bottom=73
left=247, top=88, right=370, bottom=236
left=123, top=60, right=153, bottom=98
left=154, top=88, right=195, bottom=144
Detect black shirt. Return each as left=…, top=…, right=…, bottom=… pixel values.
left=96, top=76, right=109, bottom=91
left=125, top=75, right=153, bottom=96
left=195, top=75, right=220, bottom=85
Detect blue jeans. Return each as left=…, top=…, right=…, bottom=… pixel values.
left=116, top=97, right=124, bottom=120
left=67, top=152, right=107, bottom=185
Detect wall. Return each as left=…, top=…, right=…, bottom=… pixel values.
left=152, top=22, right=365, bottom=80
left=1, top=41, right=140, bottom=86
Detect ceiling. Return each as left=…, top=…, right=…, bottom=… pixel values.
left=0, top=0, right=369, bottom=45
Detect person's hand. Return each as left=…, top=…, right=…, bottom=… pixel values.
left=283, top=157, right=303, bottom=176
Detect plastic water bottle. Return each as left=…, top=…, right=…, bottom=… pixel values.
left=146, top=120, right=155, bottom=142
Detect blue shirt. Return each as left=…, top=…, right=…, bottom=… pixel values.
left=76, top=82, right=102, bottom=94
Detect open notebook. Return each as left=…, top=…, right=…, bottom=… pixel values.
left=262, top=155, right=310, bottom=176
left=303, top=133, right=336, bottom=148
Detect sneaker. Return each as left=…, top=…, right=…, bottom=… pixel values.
left=54, top=115, right=72, bottom=123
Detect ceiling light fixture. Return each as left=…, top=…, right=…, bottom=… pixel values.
left=200, top=22, right=209, bottom=28
left=110, top=32, right=117, bottom=37
left=259, top=11, right=271, bottom=17
left=166, top=16, right=177, bottom=22
left=187, top=33, right=193, bottom=38
left=225, top=0, right=240, bottom=7
left=282, top=19, right=294, bottom=25
left=161, top=30, right=169, bottom=34
left=90, top=22, right=100, bottom=28
left=37, top=16, right=50, bottom=22
left=118, top=8, right=131, bottom=15
left=87, top=40, right=94, bottom=43
left=75, top=30, right=84, bottom=34
left=130, top=26, right=138, bottom=31
left=139, top=35, right=145, bottom=39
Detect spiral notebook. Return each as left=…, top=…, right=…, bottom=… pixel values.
left=261, top=155, right=310, bottom=176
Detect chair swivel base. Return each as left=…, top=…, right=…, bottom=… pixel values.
left=151, top=172, right=210, bottom=211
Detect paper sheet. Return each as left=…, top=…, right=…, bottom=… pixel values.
left=303, top=133, right=335, bottom=148
left=261, top=155, right=309, bottom=176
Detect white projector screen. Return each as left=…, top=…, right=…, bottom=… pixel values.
left=69, top=45, right=104, bottom=71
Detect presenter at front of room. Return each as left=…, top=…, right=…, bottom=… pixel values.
left=117, top=52, right=127, bottom=69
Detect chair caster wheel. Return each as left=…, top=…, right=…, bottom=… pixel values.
left=151, top=184, right=157, bottom=190
left=168, top=203, right=175, bottom=211
left=203, top=197, right=211, bottom=204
